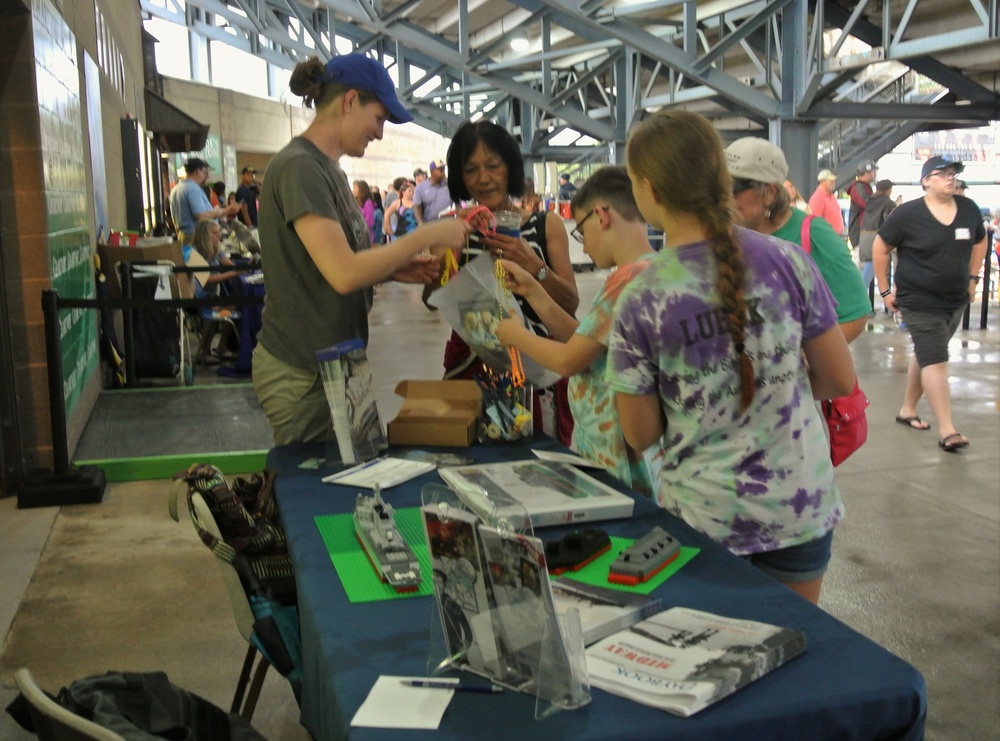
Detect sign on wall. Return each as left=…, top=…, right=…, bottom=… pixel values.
left=34, top=0, right=98, bottom=416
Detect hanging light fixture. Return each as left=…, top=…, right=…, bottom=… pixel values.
left=510, top=30, right=529, bottom=51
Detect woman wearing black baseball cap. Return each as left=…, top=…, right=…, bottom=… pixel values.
left=253, top=53, right=472, bottom=445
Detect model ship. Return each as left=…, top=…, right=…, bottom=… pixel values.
left=544, top=528, right=612, bottom=575
left=354, top=486, right=421, bottom=593
left=608, top=526, right=680, bottom=586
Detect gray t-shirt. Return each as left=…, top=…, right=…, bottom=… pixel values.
left=413, top=180, right=453, bottom=221
left=257, top=136, right=374, bottom=370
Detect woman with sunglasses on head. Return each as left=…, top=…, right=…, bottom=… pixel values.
left=253, top=53, right=472, bottom=445
left=608, top=110, right=856, bottom=604
left=438, top=120, right=579, bottom=445
left=726, top=138, right=871, bottom=342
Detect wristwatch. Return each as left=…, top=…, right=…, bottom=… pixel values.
left=535, top=265, right=549, bottom=282
left=969, top=275, right=981, bottom=283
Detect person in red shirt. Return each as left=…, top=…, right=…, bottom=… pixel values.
left=808, top=169, right=845, bottom=238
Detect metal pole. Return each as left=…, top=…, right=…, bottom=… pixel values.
left=122, top=261, right=136, bottom=386
left=980, top=233, right=993, bottom=331
left=41, top=289, right=70, bottom=474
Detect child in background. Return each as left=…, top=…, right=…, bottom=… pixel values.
left=495, top=166, right=659, bottom=494
left=608, top=110, right=856, bottom=605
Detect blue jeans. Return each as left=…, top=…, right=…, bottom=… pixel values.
left=860, top=261, right=875, bottom=291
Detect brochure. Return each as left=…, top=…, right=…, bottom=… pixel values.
left=322, top=457, right=436, bottom=489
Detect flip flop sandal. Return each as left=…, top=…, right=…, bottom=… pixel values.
left=895, top=415, right=930, bottom=430
left=938, top=433, right=969, bottom=452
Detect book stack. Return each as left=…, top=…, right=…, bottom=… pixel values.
left=585, top=607, right=806, bottom=716
left=550, top=579, right=661, bottom=646
left=315, top=339, right=387, bottom=465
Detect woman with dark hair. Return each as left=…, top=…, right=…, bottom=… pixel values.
left=383, top=181, right=417, bottom=240
left=353, top=179, right=376, bottom=242
left=253, top=53, right=472, bottom=444
left=608, top=110, right=855, bottom=604
left=439, top=120, right=579, bottom=445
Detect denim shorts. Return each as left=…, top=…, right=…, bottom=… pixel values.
left=744, top=530, right=835, bottom=583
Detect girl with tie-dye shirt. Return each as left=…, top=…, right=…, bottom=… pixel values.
left=608, top=111, right=857, bottom=605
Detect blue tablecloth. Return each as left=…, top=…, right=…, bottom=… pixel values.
left=270, top=440, right=926, bottom=741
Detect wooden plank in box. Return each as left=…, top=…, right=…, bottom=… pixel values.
left=387, top=380, right=482, bottom=447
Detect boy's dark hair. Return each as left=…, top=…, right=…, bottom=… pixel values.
left=570, top=166, right=643, bottom=222
left=212, top=181, right=226, bottom=198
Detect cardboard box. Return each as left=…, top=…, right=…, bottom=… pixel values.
left=387, top=380, right=482, bottom=448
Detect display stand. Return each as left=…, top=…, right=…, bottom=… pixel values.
left=419, top=483, right=591, bottom=719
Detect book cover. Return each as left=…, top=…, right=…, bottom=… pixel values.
left=316, top=339, right=388, bottom=465
left=477, top=525, right=581, bottom=706
left=585, top=607, right=807, bottom=717
left=421, top=505, right=502, bottom=678
left=438, top=460, right=635, bottom=528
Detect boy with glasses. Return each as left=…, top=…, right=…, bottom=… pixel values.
left=873, top=155, right=987, bottom=451
left=495, top=166, right=659, bottom=494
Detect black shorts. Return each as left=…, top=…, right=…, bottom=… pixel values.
left=902, top=306, right=965, bottom=367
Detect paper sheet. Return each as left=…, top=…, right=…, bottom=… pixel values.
left=350, top=675, right=455, bottom=730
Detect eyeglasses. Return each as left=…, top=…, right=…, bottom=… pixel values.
left=732, top=178, right=756, bottom=195
left=570, top=206, right=607, bottom=243
left=930, top=170, right=958, bottom=180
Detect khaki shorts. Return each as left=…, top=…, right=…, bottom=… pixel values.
left=252, top=343, right=330, bottom=445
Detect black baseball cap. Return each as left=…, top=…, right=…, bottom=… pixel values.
left=184, top=158, right=209, bottom=174
left=920, top=155, right=964, bottom=181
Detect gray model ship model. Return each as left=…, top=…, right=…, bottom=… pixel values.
left=608, top=526, right=680, bottom=586
left=354, top=486, right=421, bottom=593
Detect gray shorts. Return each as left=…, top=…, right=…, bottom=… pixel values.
left=252, top=342, right=330, bottom=445
left=902, top=306, right=965, bottom=368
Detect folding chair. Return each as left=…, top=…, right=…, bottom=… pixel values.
left=168, top=474, right=300, bottom=721
left=12, top=669, right=125, bottom=741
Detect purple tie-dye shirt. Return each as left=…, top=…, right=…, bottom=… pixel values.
left=606, top=227, right=843, bottom=555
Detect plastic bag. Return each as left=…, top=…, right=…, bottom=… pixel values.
left=430, top=253, right=561, bottom=389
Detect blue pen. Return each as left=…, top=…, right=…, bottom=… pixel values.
left=401, top=679, right=502, bottom=694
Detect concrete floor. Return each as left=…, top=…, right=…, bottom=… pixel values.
left=1, top=274, right=998, bottom=740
